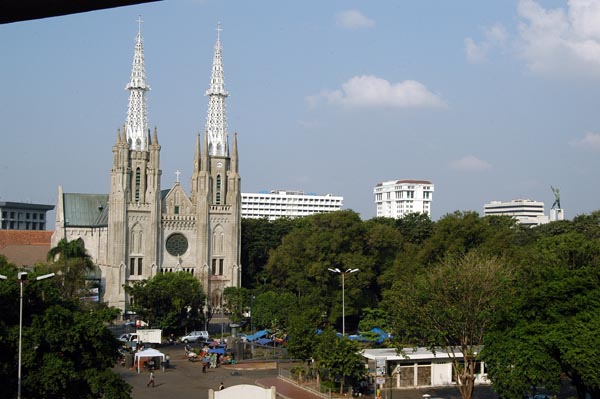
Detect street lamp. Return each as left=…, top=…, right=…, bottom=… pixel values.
left=250, top=295, right=255, bottom=337
left=203, top=298, right=209, bottom=332
left=0, top=271, right=55, bottom=399
left=327, top=268, right=359, bottom=336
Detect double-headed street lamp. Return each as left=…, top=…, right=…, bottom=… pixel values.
left=0, top=271, right=55, bottom=399
left=327, top=268, right=359, bottom=336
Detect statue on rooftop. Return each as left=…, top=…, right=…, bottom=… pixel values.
left=551, top=186, right=561, bottom=210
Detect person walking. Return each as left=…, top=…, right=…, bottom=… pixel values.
left=147, top=370, right=155, bottom=388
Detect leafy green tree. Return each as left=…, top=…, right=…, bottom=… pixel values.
left=483, top=230, right=600, bottom=399
left=395, top=212, right=433, bottom=244
left=286, top=307, right=322, bottom=362
left=418, top=212, right=519, bottom=265
left=241, top=217, right=296, bottom=289
left=252, top=290, right=297, bottom=330
left=0, top=261, right=131, bottom=399
left=223, top=286, right=251, bottom=324
left=358, top=307, right=391, bottom=333
left=266, top=210, right=379, bottom=333
left=385, top=251, right=514, bottom=399
left=124, top=272, right=205, bottom=334
left=315, top=328, right=365, bottom=395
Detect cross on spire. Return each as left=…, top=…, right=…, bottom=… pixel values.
left=175, top=169, right=181, bottom=183
left=216, top=21, right=222, bottom=42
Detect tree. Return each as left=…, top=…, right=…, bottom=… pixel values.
left=286, top=307, right=322, bottom=362
left=385, top=251, right=514, bottom=399
left=252, top=290, right=297, bottom=330
left=315, top=328, right=365, bottom=395
left=223, top=286, right=250, bottom=324
left=358, top=307, right=391, bottom=333
left=45, top=238, right=98, bottom=300
left=124, top=272, right=205, bottom=334
left=0, top=262, right=131, bottom=399
left=241, top=217, right=296, bottom=289
left=265, top=210, right=380, bottom=332
left=483, top=230, right=600, bottom=399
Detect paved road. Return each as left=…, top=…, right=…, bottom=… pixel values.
left=118, top=353, right=279, bottom=399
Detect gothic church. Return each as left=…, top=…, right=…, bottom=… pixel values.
left=51, top=22, right=242, bottom=313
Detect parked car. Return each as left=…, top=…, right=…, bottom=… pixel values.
left=181, top=330, right=209, bottom=343
left=118, top=333, right=132, bottom=342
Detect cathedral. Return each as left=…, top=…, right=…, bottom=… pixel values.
left=51, top=21, right=242, bottom=313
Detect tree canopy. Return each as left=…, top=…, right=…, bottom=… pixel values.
left=124, top=271, right=206, bottom=334
left=0, top=257, right=131, bottom=399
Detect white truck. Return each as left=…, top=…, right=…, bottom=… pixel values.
left=131, top=329, right=162, bottom=344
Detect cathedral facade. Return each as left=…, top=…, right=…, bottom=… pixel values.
left=51, top=22, right=242, bottom=313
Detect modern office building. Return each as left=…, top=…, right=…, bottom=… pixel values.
left=0, top=201, right=54, bottom=230
left=374, top=180, right=434, bottom=219
left=242, top=190, right=343, bottom=220
left=483, top=199, right=549, bottom=226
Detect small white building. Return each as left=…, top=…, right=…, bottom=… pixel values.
left=241, top=190, right=343, bottom=220
left=374, top=180, right=434, bottom=219
left=361, top=347, right=489, bottom=389
left=483, top=199, right=550, bottom=227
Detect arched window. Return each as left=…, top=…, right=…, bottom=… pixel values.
left=135, top=167, right=141, bottom=202
left=216, top=174, right=222, bottom=204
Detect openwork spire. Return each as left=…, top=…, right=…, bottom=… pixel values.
left=204, top=22, right=229, bottom=157
left=125, top=15, right=150, bottom=151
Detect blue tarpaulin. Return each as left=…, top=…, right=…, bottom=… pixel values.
left=256, top=338, right=273, bottom=345
left=245, top=329, right=270, bottom=342
left=209, top=348, right=225, bottom=355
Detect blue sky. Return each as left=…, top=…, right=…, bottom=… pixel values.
left=1, top=0, right=599, bottom=226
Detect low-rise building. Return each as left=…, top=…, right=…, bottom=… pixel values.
left=483, top=199, right=549, bottom=227
left=362, top=347, right=489, bottom=389
left=0, top=201, right=54, bottom=230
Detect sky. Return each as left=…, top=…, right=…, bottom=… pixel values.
left=1, top=0, right=600, bottom=228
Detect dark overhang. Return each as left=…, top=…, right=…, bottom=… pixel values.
left=0, top=0, right=162, bottom=24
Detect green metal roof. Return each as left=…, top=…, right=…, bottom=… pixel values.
left=63, top=193, right=109, bottom=227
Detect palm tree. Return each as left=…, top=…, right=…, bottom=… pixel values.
left=47, top=238, right=97, bottom=300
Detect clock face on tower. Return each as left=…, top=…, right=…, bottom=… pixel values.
left=216, top=161, right=223, bottom=168
left=166, top=233, right=188, bottom=256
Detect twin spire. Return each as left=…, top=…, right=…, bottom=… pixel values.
left=123, top=19, right=229, bottom=158
left=125, top=16, right=150, bottom=151
left=205, top=22, right=229, bottom=157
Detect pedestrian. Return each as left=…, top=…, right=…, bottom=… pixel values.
left=147, top=370, right=155, bottom=388
left=219, top=382, right=224, bottom=390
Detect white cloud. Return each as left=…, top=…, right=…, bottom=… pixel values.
left=516, top=0, right=600, bottom=76
left=465, top=23, right=508, bottom=63
left=570, top=132, right=600, bottom=150
left=451, top=155, right=492, bottom=172
left=335, top=10, right=375, bottom=30
left=307, top=75, right=446, bottom=109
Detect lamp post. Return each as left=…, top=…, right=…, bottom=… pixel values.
left=203, top=298, right=209, bottom=332
left=0, top=271, right=55, bottom=399
left=327, top=268, right=359, bottom=336
left=250, top=295, right=255, bottom=337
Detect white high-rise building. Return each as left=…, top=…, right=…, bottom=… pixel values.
left=374, top=180, right=434, bottom=219
left=242, top=190, right=343, bottom=220
left=483, top=199, right=549, bottom=226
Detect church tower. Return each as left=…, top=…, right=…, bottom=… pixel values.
left=106, top=18, right=162, bottom=309
left=191, top=24, right=242, bottom=307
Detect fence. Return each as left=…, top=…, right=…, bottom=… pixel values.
left=278, top=365, right=332, bottom=399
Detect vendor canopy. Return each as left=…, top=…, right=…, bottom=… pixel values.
left=134, top=348, right=166, bottom=373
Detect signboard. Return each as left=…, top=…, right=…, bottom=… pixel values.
left=376, top=358, right=386, bottom=376
left=376, top=377, right=386, bottom=385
